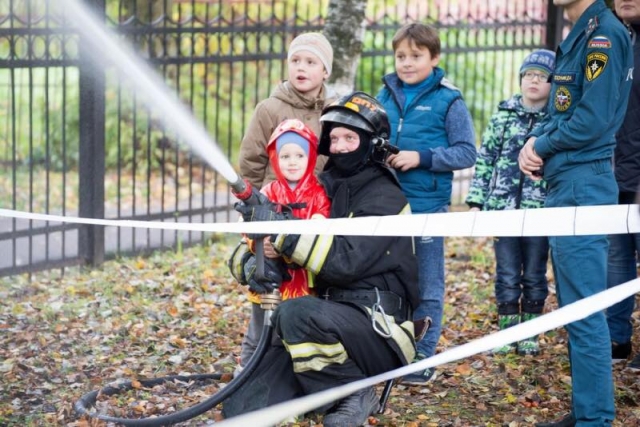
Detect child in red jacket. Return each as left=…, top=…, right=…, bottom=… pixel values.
left=236, top=119, right=330, bottom=368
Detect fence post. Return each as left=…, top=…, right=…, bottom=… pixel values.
left=546, top=2, right=565, bottom=50
left=78, top=0, right=106, bottom=266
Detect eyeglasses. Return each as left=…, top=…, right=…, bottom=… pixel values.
left=522, top=71, right=550, bottom=82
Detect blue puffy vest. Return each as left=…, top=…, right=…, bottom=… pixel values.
left=377, top=68, right=461, bottom=213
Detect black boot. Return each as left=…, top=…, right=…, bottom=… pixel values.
left=322, top=386, right=380, bottom=427
left=535, top=413, right=576, bottom=427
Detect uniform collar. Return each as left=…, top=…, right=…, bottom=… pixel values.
left=559, top=0, right=607, bottom=54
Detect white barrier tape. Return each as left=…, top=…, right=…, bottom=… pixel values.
left=217, top=277, right=640, bottom=427
left=1, top=205, right=639, bottom=237
left=2, top=206, right=638, bottom=423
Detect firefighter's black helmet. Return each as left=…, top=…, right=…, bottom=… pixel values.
left=318, top=91, right=391, bottom=156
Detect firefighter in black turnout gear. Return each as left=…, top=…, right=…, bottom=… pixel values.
left=224, top=92, right=419, bottom=426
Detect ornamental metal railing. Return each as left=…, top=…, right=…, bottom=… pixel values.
left=0, top=0, right=561, bottom=276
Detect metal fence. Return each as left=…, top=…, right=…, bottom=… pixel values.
left=0, top=0, right=562, bottom=276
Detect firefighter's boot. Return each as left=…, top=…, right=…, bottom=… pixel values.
left=322, top=386, right=380, bottom=427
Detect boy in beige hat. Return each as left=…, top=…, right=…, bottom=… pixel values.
left=239, top=32, right=336, bottom=189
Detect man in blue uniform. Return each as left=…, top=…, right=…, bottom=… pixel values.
left=518, top=0, right=633, bottom=426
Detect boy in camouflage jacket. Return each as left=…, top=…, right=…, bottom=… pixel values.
left=466, top=49, right=555, bottom=356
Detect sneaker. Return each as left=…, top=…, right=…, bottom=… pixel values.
left=535, top=413, right=576, bottom=427
left=625, top=352, right=640, bottom=372
left=322, top=386, right=380, bottom=427
left=400, top=367, right=437, bottom=385
left=400, top=353, right=437, bottom=385
left=611, top=341, right=631, bottom=363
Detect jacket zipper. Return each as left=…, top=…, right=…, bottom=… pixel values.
left=515, top=114, right=536, bottom=209
left=396, top=117, right=404, bottom=145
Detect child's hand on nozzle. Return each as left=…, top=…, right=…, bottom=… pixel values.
left=263, top=240, right=279, bottom=259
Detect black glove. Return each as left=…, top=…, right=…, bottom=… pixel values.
left=236, top=202, right=297, bottom=241
left=234, top=201, right=294, bottom=223
left=242, top=255, right=291, bottom=294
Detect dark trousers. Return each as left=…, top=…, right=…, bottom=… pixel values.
left=223, top=296, right=402, bottom=418
left=493, top=235, right=549, bottom=314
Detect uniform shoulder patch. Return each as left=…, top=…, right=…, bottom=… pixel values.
left=585, top=52, right=608, bottom=81
left=588, top=35, right=611, bottom=49
left=585, top=16, right=599, bottom=37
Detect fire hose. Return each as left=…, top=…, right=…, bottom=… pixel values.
left=74, top=179, right=282, bottom=426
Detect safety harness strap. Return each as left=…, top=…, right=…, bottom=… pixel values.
left=322, top=287, right=410, bottom=322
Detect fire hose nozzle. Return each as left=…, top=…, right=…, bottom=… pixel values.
left=230, top=177, right=250, bottom=199
left=231, top=177, right=269, bottom=206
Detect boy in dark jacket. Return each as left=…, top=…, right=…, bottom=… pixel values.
left=466, top=49, right=555, bottom=356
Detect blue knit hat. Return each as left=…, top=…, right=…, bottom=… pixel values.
left=520, top=49, right=556, bottom=76
left=276, top=131, right=309, bottom=156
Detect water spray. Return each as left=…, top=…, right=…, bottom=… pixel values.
left=66, top=0, right=247, bottom=190
left=66, top=1, right=278, bottom=424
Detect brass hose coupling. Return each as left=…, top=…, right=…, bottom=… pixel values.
left=260, top=289, right=282, bottom=311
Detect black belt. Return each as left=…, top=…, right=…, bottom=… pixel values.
left=322, top=287, right=410, bottom=323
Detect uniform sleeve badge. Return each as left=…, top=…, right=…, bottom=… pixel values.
left=587, top=36, right=611, bottom=49
left=554, top=86, right=571, bottom=112
left=585, top=52, right=608, bottom=81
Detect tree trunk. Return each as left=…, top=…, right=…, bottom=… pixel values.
left=127, top=0, right=173, bottom=24
left=323, top=0, right=368, bottom=96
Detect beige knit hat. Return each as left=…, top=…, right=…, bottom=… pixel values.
left=287, top=32, right=334, bottom=76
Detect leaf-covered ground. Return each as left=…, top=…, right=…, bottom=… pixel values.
left=1, top=234, right=639, bottom=426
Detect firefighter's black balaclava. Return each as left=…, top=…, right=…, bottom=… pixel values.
left=329, top=123, right=373, bottom=177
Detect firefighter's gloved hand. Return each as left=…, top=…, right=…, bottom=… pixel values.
left=242, top=255, right=291, bottom=294
left=244, top=186, right=270, bottom=206
left=235, top=202, right=297, bottom=241
left=234, top=202, right=293, bottom=223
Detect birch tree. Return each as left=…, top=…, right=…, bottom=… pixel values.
left=323, top=0, right=368, bottom=96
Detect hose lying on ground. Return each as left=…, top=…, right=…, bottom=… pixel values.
left=74, top=320, right=273, bottom=426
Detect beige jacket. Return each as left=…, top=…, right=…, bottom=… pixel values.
left=239, top=81, right=336, bottom=189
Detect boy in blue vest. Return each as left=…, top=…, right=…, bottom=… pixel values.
left=377, top=22, right=477, bottom=385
